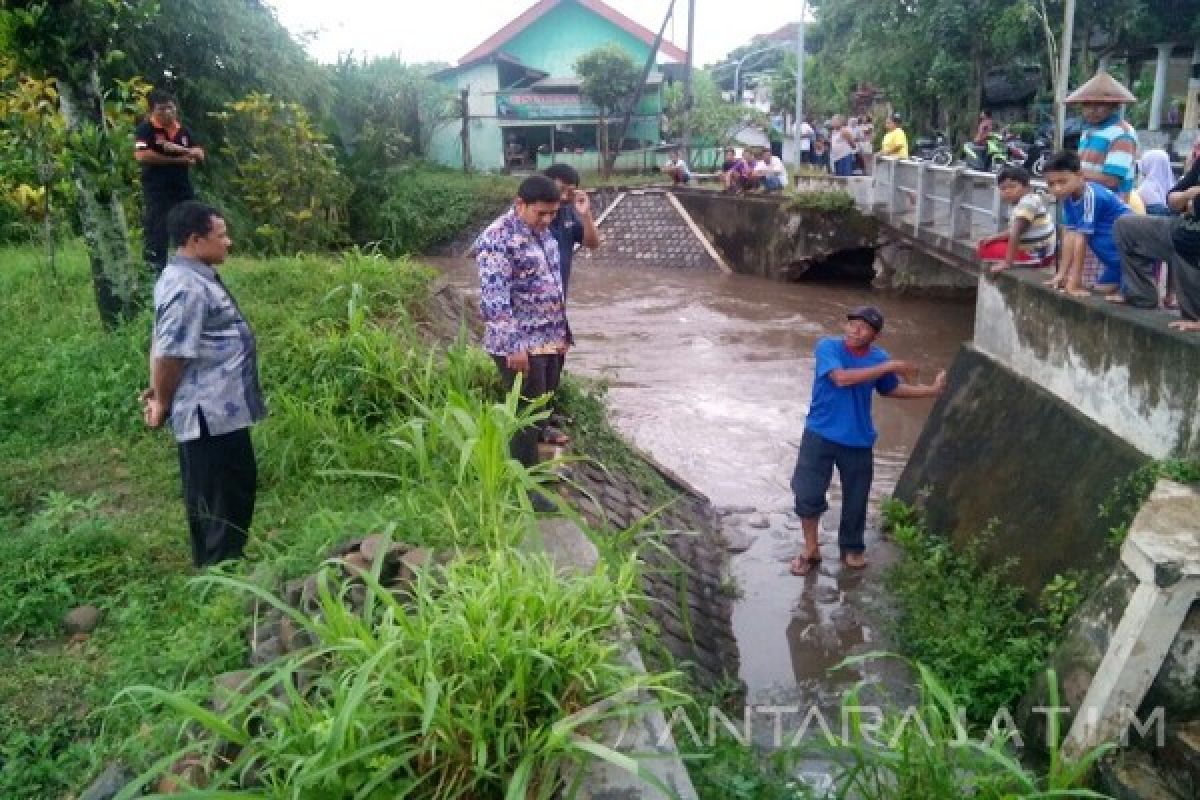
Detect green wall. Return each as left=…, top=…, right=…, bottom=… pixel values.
left=502, top=0, right=653, bottom=77
left=429, top=63, right=504, bottom=172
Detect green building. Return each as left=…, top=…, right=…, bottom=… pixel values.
left=429, top=0, right=687, bottom=173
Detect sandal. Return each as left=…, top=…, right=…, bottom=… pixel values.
left=789, top=554, right=822, bottom=577
left=840, top=552, right=868, bottom=570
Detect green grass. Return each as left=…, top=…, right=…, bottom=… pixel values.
left=0, top=242, right=679, bottom=798
left=880, top=503, right=1054, bottom=727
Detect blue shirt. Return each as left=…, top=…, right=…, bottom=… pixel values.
left=152, top=256, right=266, bottom=442
left=549, top=204, right=584, bottom=296
left=1061, top=181, right=1131, bottom=272
left=805, top=336, right=899, bottom=448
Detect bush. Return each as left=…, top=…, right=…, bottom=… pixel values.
left=208, top=92, right=351, bottom=254
left=882, top=503, right=1051, bottom=726
left=357, top=165, right=517, bottom=255
left=785, top=189, right=856, bottom=213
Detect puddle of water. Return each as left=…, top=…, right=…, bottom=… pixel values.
left=429, top=256, right=973, bottom=708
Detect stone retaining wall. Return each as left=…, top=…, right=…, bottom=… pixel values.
left=581, top=190, right=720, bottom=270
left=555, top=455, right=742, bottom=695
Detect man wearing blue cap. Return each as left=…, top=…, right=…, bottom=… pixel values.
left=790, top=306, right=947, bottom=574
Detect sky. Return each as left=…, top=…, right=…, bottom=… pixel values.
left=269, top=0, right=802, bottom=69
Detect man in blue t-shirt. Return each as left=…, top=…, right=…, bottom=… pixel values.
left=1043, top=149, right=1131, bottom=297
left=790, top=306, right=947, bottom=574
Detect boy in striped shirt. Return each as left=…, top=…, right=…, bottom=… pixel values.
left=979, top=165, right=1057, bottom=274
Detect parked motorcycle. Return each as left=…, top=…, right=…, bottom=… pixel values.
left=960, top=132, right=1025, bottom=174
left=911, top=131, right=953, bottom=166
left=1023, top=133, right=1051, bottom=177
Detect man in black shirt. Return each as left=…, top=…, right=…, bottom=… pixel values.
left=134, top=89, right=204, bottom=272
left=1115, top=157, right=1200, bottom=332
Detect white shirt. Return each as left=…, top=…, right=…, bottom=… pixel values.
left=760, top=155, right=789, bottom=185
left=799, top=122, right=814, bottom=152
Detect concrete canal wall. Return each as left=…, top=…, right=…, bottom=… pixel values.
left=894, top=267, right=1200, bottom=798
left=896, top=268, right=1199, bottom=592
left=670, top=188, right=879, bottom=282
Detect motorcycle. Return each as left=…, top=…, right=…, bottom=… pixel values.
left=1023, top=133, right=1051, bottom=177
left=961, top=132, right=1025, bottom=174
left=911, top=132, right=953, bottom=166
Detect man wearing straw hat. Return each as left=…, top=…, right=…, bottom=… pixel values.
left=1058, top=70, right=1140, bottom=294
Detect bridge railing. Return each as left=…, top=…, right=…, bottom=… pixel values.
left=870, top=157, right=1055, bottom=251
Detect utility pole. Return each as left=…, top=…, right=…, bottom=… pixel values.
left=1054, top=0, right=1076, bottom=150
left=680, top=0, right=695, bottom=162
left=793, top=2, right=806, bottom=174
left=460, top=88, right=471, bottom=173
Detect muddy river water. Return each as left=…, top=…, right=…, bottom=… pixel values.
left=433, top=257, right=975, bottom=716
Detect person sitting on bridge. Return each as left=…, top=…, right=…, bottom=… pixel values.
left=1043, top=150, right=1131, bottom=299
left=721, top=147, right=752, bottom=193
left=978, top=165, right=1057, bottom=275
left=1113, top=148, right=1200, bottom=332
left=754, top=147, right=789, bottom=192
left=664, top=149, right=691, bottom=185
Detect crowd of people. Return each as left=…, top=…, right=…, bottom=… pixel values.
left=976, top=70, right=1200, bottom=334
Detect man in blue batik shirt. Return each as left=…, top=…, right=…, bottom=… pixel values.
left=789, top=307, right=947, bottom=575
left=141, top=201, right=265, bottom=567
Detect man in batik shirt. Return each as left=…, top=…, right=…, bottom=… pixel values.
left=474, top=175, right=571, bottom=476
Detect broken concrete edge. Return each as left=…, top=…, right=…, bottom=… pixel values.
left=533, top=518, right=700, bottom=800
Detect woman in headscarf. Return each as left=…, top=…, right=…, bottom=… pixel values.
left=1137, top=149, right=1177, bottom=217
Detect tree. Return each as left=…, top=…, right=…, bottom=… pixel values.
left=574, top=45, right=639, bottom=175
left=663, top=71, right=768, bottom=162
left=2, top=1, right=154, bottom=327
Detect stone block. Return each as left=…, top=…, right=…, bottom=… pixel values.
left=64, top=604, right=101, bottom=635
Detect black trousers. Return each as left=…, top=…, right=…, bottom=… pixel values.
left=493, top=353, right=563, bottom=467
left=144, top=191, right=193, bottom=272
left=177, top=414, right=257, bottom=567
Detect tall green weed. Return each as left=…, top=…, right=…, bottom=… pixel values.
left=119, top=547, right=685, bottom=798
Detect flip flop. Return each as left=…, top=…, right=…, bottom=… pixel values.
left=789, top=555, right=822, bottom=577
left=840, top=553, right=868, bottom=570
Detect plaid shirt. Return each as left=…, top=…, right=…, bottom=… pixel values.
left=474, top=208, right=570, bottom=356
left=1079, top=114, right=1138, bottom=197
left=152, top=256, right=266, bottom=442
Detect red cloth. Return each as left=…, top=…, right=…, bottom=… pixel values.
left=976, top=236, right=1051, bottom=265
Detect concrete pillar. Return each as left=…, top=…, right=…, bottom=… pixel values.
left=1062, top=481, right=1200, bottom=760
left=1149, top=43, right=1174, bottom=131
left=1185, top=44, right=1200, bottom=130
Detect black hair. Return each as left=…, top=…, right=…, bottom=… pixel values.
left=1044, top=150, right=1081, bottom=174
left=980, top=109, right=992, bottom=118
left=147, top=88, right=177, bottom=110
left=542, top=163, right=581, bottom=187
left=889, top=113, right=902, bottom=124
left=517, top=175, right=562, bottom=205
left=168, top=201, right=224, bottom=247
left=996, top=165, right=1031, bottom=185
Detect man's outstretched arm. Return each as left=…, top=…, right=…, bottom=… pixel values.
left=885, top=369, right=948, bottom=399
